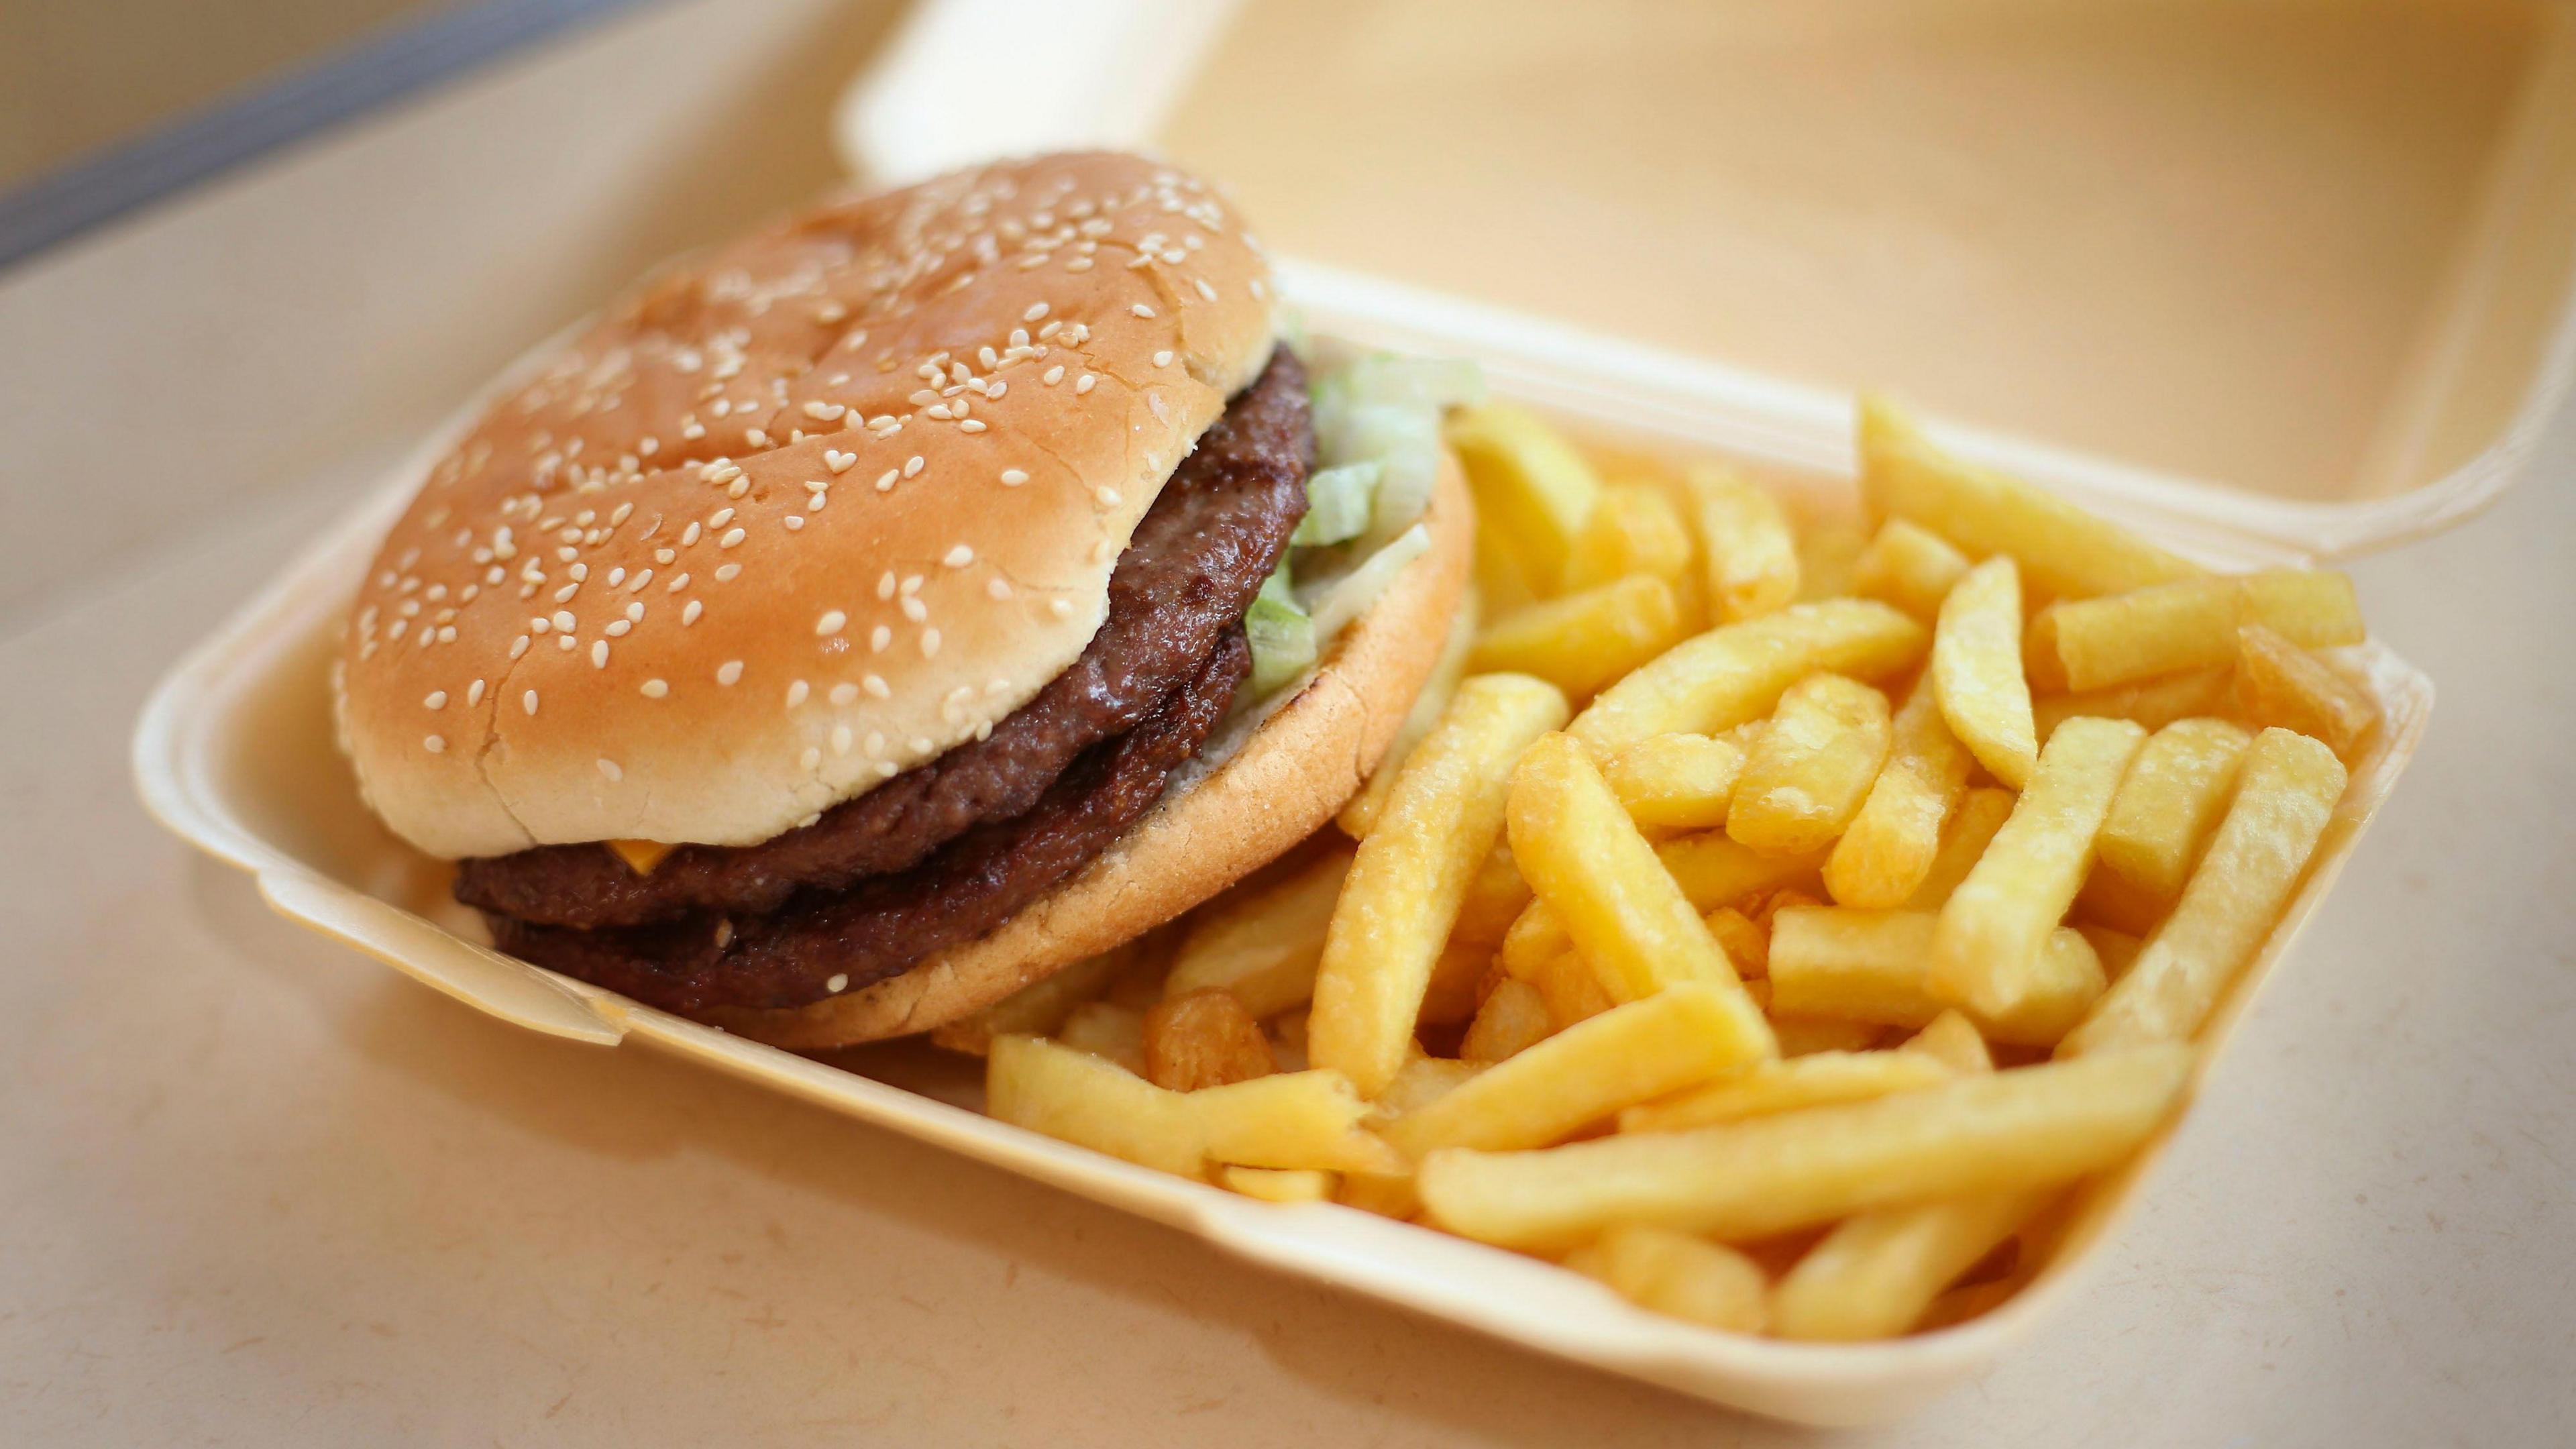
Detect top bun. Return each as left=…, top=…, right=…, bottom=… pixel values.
left=336, top=154, right=1281, bottom=859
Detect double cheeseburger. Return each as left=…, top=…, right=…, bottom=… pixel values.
left=334, top=152, right=1471, bottom=1046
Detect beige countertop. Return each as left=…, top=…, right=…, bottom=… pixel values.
left=5, top=1, right=2573, bottom=1442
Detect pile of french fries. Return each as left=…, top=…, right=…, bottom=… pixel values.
left=947, top=392, right=2375, bottom=1342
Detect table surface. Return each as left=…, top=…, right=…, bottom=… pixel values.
left=5, top=2, right=2573, bottom=1444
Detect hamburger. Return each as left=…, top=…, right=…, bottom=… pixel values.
left=333, top=152, right=1474, bottom=1047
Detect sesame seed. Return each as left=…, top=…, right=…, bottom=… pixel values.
left=640, top=678, right=669, bottom=698
left=922, top=629, right=943, bottom=657
left=1000, top=468, right=1028, bottom=486
left=466, top=680, right=486, bottom=706
left=424, top=735, right=445, bottom=753
left=1075, top=374, right=1095, bottom=394
left=829, top=682, right=859, bottom=705
left=530, top=616, right=551, bottom=635
left=1050, top=598, right=1075, bottom=619
left=553, top=610, right=576, bottom=632
left=523, top=690, right=539, bottom=715
left=1041, top=366, right=1063, bottom=386
left=1195, top=278, right=1218, bottom=301
left=871, top=624, right=893, bottom=651
left=598, top=758, right=623, bottom=782
left=682, top=522, right=702, bottom=545
left=825, top=449, right=855, bottom=474
left=714, top=564, right=741, bottom=582
left=863, top=674, right=890, bottom=698
left=800, top=747, right=822, bottom=771
left=511, top=635, right=531, bottom=659
left=682, top=600, right=704, bottom=625
left=904, top=455, right=924, bottom=478
left=592, top=641, right=610, bottom=667
left=816, top=609, right=847, bottom=635
left=717, top=660, right=743, bottom=685
left=830, top=724, right=853, bottom=755
left=1023, top=302, right=1049, bottom=321
left=425, top=690, right=447, bottom=710
left=1132, top=303, right=1156, bottom=318
left=557, top=635, right=578, bottom=651
left=1153, top=350, right=1174, bottom=368
left=667, top=572, right=691, bottom=592
left=959, top=419, right=985, bottom=433
left=625, top=602, right=644, bottom=621
left=986, top=578, right=1012, bottom=600
left=1097, top=486, right=1122, bottom=506
left=826, top=973, right=849, bottom=993
left=784, top=516, right=805, bottom=531
left=605, top=619, right=631, bottom=637
left=943, top=544, right=974, bottom=568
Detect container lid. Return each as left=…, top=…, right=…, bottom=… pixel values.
left=840, top=0, right=2576, bottom=564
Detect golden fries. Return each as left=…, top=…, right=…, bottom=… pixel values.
left=1506, top=735, right=1773, bottom=1046
left=1311, top=674, right=1569, bottom=1096
left=1772, top=1188, right=2052, bottom=1341
left=1220, top=1165, right=1337, bottom=1204
left=1684, top=464, right=1801, bottom=621
left=1932, top=555, right=2039, bottom=789
left=1769, top=906, right=2106, bottom=1047
left=1142, top=990, right=1277, bottom=1092
left=2034, top=570, right=2364, bottom=692
left=1617, top=1049, right=1953, bottom=1134
left=1562, top=480, right=1694, bottom=594
left=1447, top=402, right=1602, bottom=592
left=1417, top=1044, right=2194, bottom=1249
left=1340, top=585, right=1483, bottom=838
left=1858, top=398, right=2201, bottom=597
left=1460, top=977, right=1555, bottom=1063
left=1824, top=674, right=1972, bottom=907
left=1162, top=845, right=1354, bottom=1018
left=1725, top=675, right=1894, bottom=854
left=2061, top=729, right=2346, bottom=1056
left=1385, top=983, right=1768, bottom=1159
left=1568, top=599, right=1927, bottom=757
left=1605, top=733, right=1746, bottom=832
left=2033, top=667, right=2232, bottom=744
left=1852, top=517, right=1972, bottom=621
left=1567, top=1225, right=1769, bottom=1333
left=1469, top=575, right=1686, bottom=699
left=2093, top=718, right=2252, bottom=903
left=967, top=391, right=2378, bottom=1347
left=1928, top=717, right=2144, bottom=1021
left=2233, top=624, right=2381, bottom=759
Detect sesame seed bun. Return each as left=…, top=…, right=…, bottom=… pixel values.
left=704, top=454, right=1475, bottom=1047
left=337, top=153, right=1280, bottom=859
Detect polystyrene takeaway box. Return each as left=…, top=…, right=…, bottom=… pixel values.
left=136, top=0, right=2576, bottom=1425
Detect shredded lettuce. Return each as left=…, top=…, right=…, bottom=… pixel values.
left=1245, top=560, right=1317, bottom=697
left=1292, top=462, right=1381, bottom=546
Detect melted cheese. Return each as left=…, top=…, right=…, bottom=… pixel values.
left=607, top=839, right=676, bottom=875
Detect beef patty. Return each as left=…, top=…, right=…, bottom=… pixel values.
left=490, top=630, right=1252, bottom=1013
left=456, top=350, right=1310, bottom=930
left=467, top=352, right=1310, bottom=1014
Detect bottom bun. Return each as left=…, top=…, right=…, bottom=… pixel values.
left=703, top=455, right=1477, bottom=1048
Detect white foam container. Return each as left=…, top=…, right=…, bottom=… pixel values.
left=136, top=0, right=2576, bottom=1426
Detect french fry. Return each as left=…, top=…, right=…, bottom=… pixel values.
left=1512, top=949, right=1617, bottom=1030
left=2075, top=923, right=2144, bottom=981
left=1220, top=1165, right=1337, bottom=1204
left=1563, top=480, right=1695, bottom=592
left=2061, top=728, right=2346, bottom=1056
left=1460, top=977, right=1556, bottom=1062
left=1904, top=786, right=2015, bottom=910
left=2033, top=667, right=2233, bottom=744
left=2035, top=570, right=2365, bottom=692
left=1794, top=519, right=1872, bottom=604
left=2075, top=861, right=2164, bottom=935
left=1193, top=1072, right=1405, bottom=1175
left=1725, top=674, right=1894, bottom=854
left=1605, top=733, right=1746, bottom=832
left=1470, top=575, right=1686, bottom=699
left=1506, top=735, right=1774, bottom=1053
left=1311, top=674, right=1570, bottom=1097
left=1452, top=845, right=1532, bottom=944
left=1142, top=990, right=1277, bottom=1092
left=1055, top=1000, right=1148, bottom=1074
left=1858, top=398, right=2202, bottom=598
left=1163, top=845, right=1354, bottom=1018
left=1825, top=673, right=1972, bottom=907
left=1770, top=906, right=2108, bottom=1047
left=1416, top=1044, right=2195, bottom=1249
left=1501, top=831, right=1827, bottom=981
left=1369, top=1054, right=1487, bottom=1123
left=1929, top=717, right=2145, bottom=1021
left=1385, top=984, right=1767, bottom=1159
left=1852, top=517, right=1972, bottom=621
left=1904, top=1010, right=1994, bottom=1074
left=1771, top=1187, right=2053, bottom=1341
left=1684, top=464, right=1801, bottom=621
left=2094, top=718, right=2253, bottom=902
left=989, top=1032, right=1205, bottom=1176
left=1932, top=554, right=2039, bottom=789
left=2233, top=625, right=2381, bottom=759
left=929, top=947, right=1134, bottom=1056
left=1701, top=906, right=1768, bottom=977
left=1568, top=599, right=1927, bottom=757
left=1617, top=1049, right=1953, bottom=1134
left=1474, top=521, right=1539, bottom=619
left=1566, top=1225, right=1769, bottom=1333
left=1419, top=936, right=1495, bottom=1028
left=1340, top=584, right=1483, bottom=838
left=1447, top=402, right=1603, bottom=593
